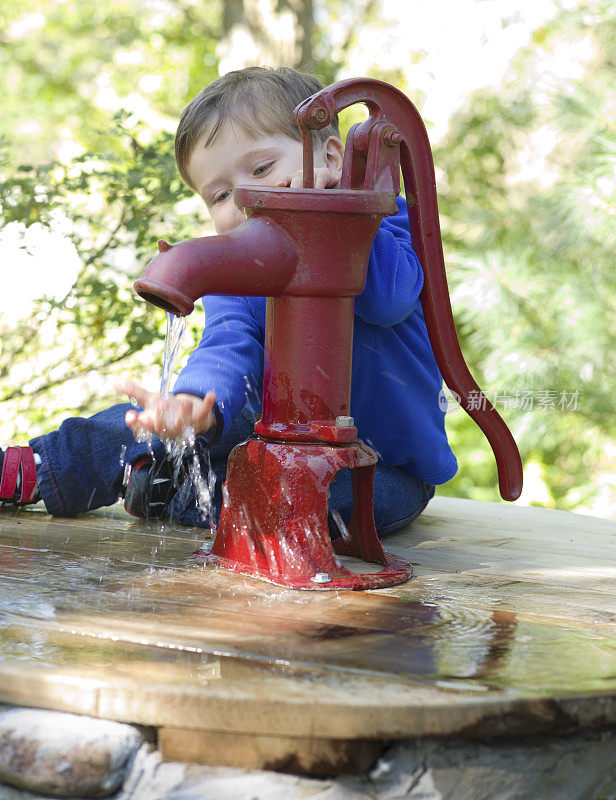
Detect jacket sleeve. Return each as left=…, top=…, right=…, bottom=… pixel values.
left=172, top=295, right=264, bottom=436
left=354, top=196, right=424, bottom=327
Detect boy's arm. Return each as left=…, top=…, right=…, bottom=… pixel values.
left=171, top=294, right=265, bottom=436
left=354, top=196, right=423, bottom=327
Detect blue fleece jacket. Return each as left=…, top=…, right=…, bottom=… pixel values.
left=173, top=196, right=458, bottom=485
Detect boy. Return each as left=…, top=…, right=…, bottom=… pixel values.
left=0, top=67, right=456, bottom=534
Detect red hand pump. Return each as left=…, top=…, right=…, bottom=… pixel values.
left=134, top=78, right=523, bottom=590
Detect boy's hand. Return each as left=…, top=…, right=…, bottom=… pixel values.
left=276, top=167, right=339, bottom=190
left=116, top=381, right=218, bottom=440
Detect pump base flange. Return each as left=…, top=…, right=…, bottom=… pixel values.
left=204, top=550, right=412, bottom=590
left=207, top=437, right=413, bottom=591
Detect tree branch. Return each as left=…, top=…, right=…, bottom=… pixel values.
left=82, top=208, right=129, bottom=268
left=0, top=346, right=137, bottom=403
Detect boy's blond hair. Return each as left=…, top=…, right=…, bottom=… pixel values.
left=175, top=66, right=340, bottom=190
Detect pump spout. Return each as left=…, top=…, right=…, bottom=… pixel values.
left=135, top=215, right=298, bottom=316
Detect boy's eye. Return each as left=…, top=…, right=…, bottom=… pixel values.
left=212, top=189, right=231, bottom=204
left=253, top=162, right=273, bottom=176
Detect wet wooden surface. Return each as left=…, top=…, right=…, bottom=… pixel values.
left=1, top=496, right=616, bottom=773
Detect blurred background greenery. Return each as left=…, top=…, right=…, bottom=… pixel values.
left=0, top=0, right=614, bottom=516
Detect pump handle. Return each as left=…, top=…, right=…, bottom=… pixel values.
left=295, top=79, right=523, bottom=501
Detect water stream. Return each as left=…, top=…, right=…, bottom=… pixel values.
left=161, top=311, right=187, bottom=398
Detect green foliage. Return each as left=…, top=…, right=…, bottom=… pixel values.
left=0, top=0, right=222, bottom=162
left=435, top=0, right=616, bottom=510
left=0, top=116, right=207, bottom=439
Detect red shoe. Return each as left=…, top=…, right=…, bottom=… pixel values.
left=0, top=446, right=39, bottom=505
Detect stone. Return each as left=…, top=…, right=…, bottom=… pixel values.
left=114, top=730, right=616, bottom=800
left=4, top=714, right=616, bottom=799
left=117, top=745, right=187, bottom=800
left=338, top=731, right=616, bottom=800
left=0, top=705, right=145, bottom=798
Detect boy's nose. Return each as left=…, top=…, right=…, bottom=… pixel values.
left=232, top=204, right=247, bottom=228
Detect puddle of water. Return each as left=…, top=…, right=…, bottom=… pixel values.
left=3, top=532, right=616, bottom=701
left=2, top=506, right=614, bottom=704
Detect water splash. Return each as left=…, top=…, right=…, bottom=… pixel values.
left=120, top=311, right=217, bottom=524
left=183, top=426, right=217, bottom=526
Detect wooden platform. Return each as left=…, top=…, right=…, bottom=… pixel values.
left=1, top=496, right=616, bottom=775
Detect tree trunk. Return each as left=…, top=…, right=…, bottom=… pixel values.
left=296, top=0, right=314, bottom=69
left=223, top=0, right=245, bottom=34
left=219, top=0, right=314, bottom=70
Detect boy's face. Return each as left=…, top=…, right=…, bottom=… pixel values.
left=187, top=122, right=343, bottom=235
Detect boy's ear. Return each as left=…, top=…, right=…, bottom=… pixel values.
left=322, top=136, right=344, bottom=182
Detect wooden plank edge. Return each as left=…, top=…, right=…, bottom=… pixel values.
left=158, top=727, right=387, bottom=776
left=2, top=667, right=616, bottom=741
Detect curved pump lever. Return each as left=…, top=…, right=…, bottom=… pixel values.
left=295, top=79, right=523, bottom=501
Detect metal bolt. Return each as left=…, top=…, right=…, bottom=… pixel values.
left=383, top=129, right=402, bottom=146
left=311, top=572, right=332, bottom=584
left=335, top=415, right=354, bottom=427
left=310, top=106, right=328, bottom=123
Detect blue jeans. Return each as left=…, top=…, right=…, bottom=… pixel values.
left=30, top=404, right=434, bottom=534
